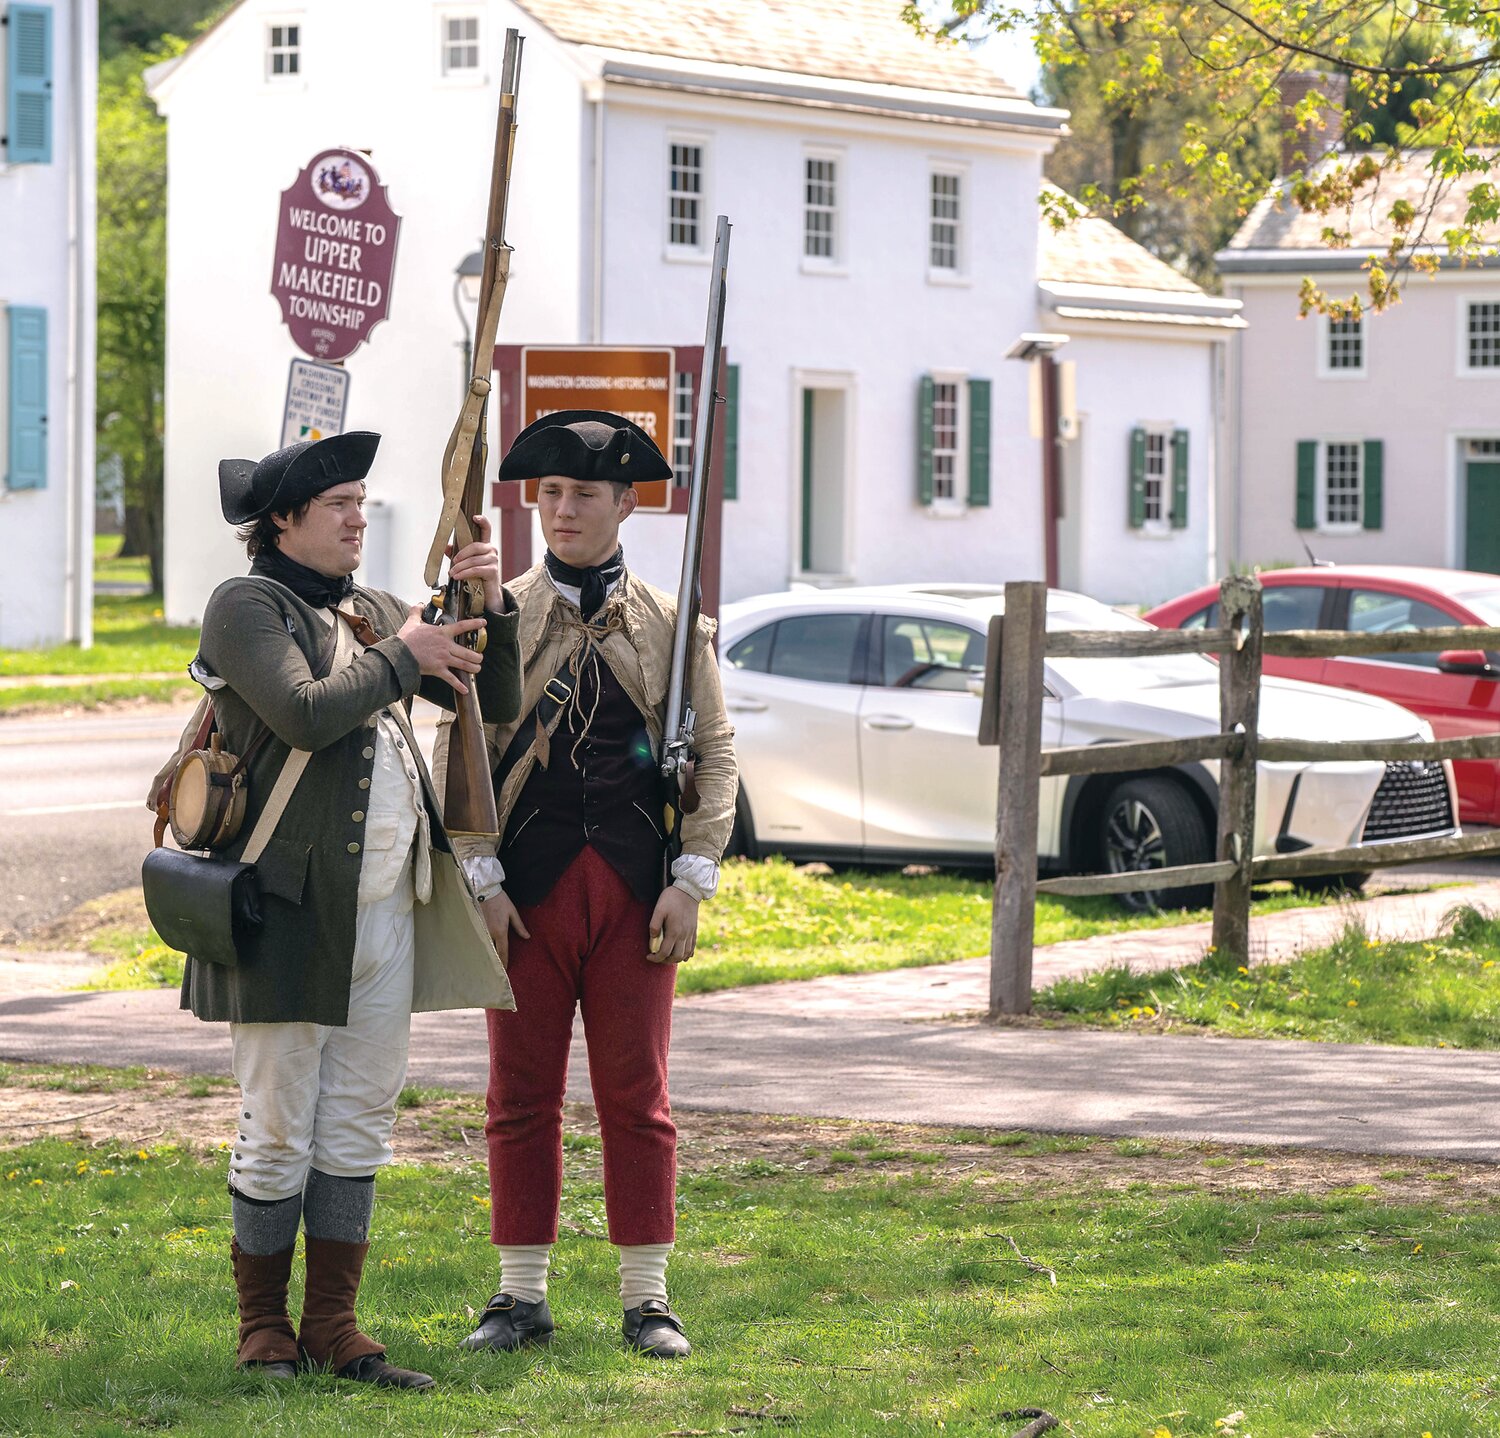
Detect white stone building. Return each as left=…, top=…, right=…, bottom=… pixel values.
left=149, top=0, right=1232, bottom=620
left=1220, top=155, right=1500, bottom=574
left=0, top=0, right=95, bottom=648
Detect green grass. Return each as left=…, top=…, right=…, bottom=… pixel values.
left=2, top=1133, right=1499, bottom=1436
left=91, top=534, right=153, bottom=588
left=0, top=591, right=197, bottom=680
left=1035, top=903, right=1500, bottom=1048
left=76, top=860, right=1364, bottom=997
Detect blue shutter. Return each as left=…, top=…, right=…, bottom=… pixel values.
left=6, top=4, right=53, bottom=165
left=7, top=306, right=48, bottom=490
left=966, top=377, right=991, bottom=507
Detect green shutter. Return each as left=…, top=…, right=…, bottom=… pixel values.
left=801, top=388, right=814, bottom=572
left=1362, top=438, right=1383, bottom=530
left=6, top=306, right=47, bottom=490
left=1296, top=440, right=1317, bottom=530
left=722, top=363, right=739, bottom=501
left=6, top=4, right=53, bottom=165
left=966, top=377, right=991, bottom=507
left=917, top=374, right=934, bottom=506
left=1128, top=427, right=1146, bottom=528
left=1170, top=428, right=1189, bottom=529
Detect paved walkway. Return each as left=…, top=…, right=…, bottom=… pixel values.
left=3, top=881, right=1498, bottom=1161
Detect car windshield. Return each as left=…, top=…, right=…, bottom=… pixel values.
left=1453, top=590, right=1500, bottom=628
left=1047, top=604, right=1217, bottom=694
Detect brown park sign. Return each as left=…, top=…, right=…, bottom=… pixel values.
left=518, top=347, right=675, bottom=512
left=270, top=149, right=402, bottom=363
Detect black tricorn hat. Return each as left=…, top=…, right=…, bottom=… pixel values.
left=218, top=431, right=381, bottom=525
left=498, top=410, right=673, bottom=485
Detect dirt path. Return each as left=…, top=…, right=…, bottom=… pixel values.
left=2, top=1064, right=1494, bottom=1210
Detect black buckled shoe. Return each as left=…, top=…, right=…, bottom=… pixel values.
left=335, top=1352, right=435, bottom=1390
left=623, top=1299, right=692, bottom=1359
left=460, top=1292, right=555, bottom=1352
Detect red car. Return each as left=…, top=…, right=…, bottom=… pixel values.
left=1145, top=566, right=1500, bottom=826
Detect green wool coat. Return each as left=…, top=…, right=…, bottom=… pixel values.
left=178, top=575, right=521, bottom=1026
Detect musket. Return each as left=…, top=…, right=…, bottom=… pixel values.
left=660, top=215, right=731, bottom=859
left=422, top=28, right=524, bottom=841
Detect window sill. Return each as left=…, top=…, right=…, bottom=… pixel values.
left=800, top=260, right=848, bottom=278
left=1457, top=366, right=1500, bottom=379
left=1316, top=368, right=1367, bottom=381
left=1316, top=522, right=1364, bottom=535
left=925, top=501, right=968, bottom=519
left=791, top=570, right=858, bottom=587
left=1135, top=522, right=1176, bottom=539
left=437, top=71, right=488, bottom=87
left=926, top=269, right=970, bottom=288
left=663, top=247, right=711, bottom=266
left=263, top=77, right=309, bottom=92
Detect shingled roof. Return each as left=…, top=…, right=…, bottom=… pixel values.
left=1220, top=150, right=1500, bottom=270
left=1037, top=209, right=1204, bottom=296
left=516, top=0, right=1020, bottom=98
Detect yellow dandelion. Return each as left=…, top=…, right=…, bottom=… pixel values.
left=1237, top=966, right=1249, bottom=975
left=1347, top=999, right=1359, bottom=1008
left=30, top=1179, right=44, bottom=1187
left=75, top=1161, right=89, bottom=1175
left=472, top=1194, right=491, bottom=1206
left=5, top=1170, right=17, bottom=1181
left=1226, top=1001, right=1240, bottom=1011
left=101, top=1169, right=115, bottom=1176
left=1350, top=977, right=1362, bottom=988
left=1485, top=962, right=1495, bottom=970
left=1412, top=1243, right=1423, bottom=1254
left=53, top=1246, right=65, bottom=1255
left=134, top=1150, right=149, bottom=1162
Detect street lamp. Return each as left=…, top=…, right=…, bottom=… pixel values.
left=452, top=249, right=485, bottom=396
left=1006, top=332, right=1070, bottom=587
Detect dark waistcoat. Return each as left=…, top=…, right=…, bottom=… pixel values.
left=500, top=652, right=665, bottom=907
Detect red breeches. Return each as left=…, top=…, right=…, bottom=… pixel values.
left=484, top=845, right=677, bottom=1247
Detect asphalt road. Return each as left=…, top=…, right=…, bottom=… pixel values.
left=0, top=703, right=441, bottom=943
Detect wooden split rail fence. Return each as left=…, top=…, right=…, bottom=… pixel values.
left=983, top=575, right=1500, bottom=1016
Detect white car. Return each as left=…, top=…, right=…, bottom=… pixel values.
left=718, top=584, right=1459, bottom=908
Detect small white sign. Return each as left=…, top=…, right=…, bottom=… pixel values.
left=281, top=358, right=351, bottom=448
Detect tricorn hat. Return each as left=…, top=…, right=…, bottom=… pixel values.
left=218, top=431, right=381, bottom=525
left=497, top=410, right=672, bottom=485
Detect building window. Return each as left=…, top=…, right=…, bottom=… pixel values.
left=930, top=170, right=961, bottom=272
left=671, top=371, right=694, bottom=488
left=441, top=14, right=480, bottom=75
left=1141, top=431, right=1169, bottom=524
left=1326, top=314, right=1364, bottom=372
left=803, top=154, right=839, bottom=263
left=930, top=381, right=961, bottom=502
left=667, top=141, right=705, bottom=251
left=1468, top=301, right=1500, bottom=370
left=267, top=22, right=301, bottom=78
left=1323, top=440, right=1363, bottom=526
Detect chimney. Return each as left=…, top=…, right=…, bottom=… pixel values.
left=1280, top=71, right=1349, bottom=175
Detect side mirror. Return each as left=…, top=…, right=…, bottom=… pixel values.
left=1437, top=648, right=1497, bottom=677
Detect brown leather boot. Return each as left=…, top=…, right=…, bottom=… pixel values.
left=230, top=1240, right=299, bottom=1377
left=298, top=1237, right=434, bottom=1389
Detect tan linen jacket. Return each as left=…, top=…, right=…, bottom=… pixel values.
left=437, top=564, right=737, bottom=869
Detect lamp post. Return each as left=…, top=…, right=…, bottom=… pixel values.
left=452, top=249, right=485, bottom=397
left=1005, top=332, right=1070, bottom=588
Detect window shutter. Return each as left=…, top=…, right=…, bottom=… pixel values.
left=966, top=377, right=991, bottom=507
left=1295, top=440, right=1317, bottom=529
left=7, top=306, right=48, bottom=490
left=721, top=363, right=739, bottom=501
left=1170, top=428, right=1189, bottom=529
left=1128, top=427, right=1146, bottom=528
left=1362, top=439, right=1383, bottom=530
left=916, top=374, right=934, bottom=505
left=6, top=4, right=53, bottom=165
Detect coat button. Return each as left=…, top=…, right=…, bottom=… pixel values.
left=352, top=810, right=365, bottom=822
left=362, top=746, right=375, bottom=759
left=367, top=716, right=378, bottom=728
left=358, top=777, right=371, bottom=790
left=347, top=842, right=361, bottom=855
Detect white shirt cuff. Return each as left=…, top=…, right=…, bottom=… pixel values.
left=670, top=855, right=720, bottom=902
left=462, top=854, right=507, bottom=903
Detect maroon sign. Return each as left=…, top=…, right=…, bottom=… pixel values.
left=270, top=149, right=401, bottom=362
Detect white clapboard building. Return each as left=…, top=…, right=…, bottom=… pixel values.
left=0, top=0, right=95, bottom=647
left=149, top=0, right=1236, bottom=619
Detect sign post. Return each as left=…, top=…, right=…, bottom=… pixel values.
left=280, top=357, right=351, bottom=447
left=270, top=149, right=402, bottom=363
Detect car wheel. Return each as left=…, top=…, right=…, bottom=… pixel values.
left=1099, top=776, right=1213, bottom=913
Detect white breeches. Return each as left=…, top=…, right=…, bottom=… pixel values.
left=228, top=872, right=416, bottom=1201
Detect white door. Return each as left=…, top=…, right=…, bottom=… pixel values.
left=721, top=611, right=867, bottom=850
left=858, top=614, right=1066, bottom=859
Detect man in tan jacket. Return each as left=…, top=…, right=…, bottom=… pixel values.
left=451, top=411, right=736, bottom=1360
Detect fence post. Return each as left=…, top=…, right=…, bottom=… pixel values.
left=1210, top=575, right=1262, bottom=967
left=990, top=580, right=1047, bottom=1016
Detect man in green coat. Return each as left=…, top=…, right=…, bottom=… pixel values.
left=185, top=431, right=520, bottom=1389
